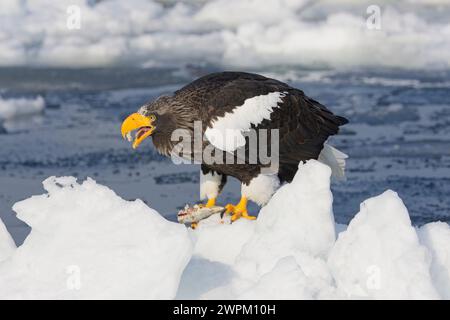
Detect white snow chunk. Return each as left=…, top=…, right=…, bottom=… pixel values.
left=0, top=217, right=16, bottom=262
left=1, top=1, right=450, bottom=69
left=205, top=91, right=286, bottom=152
left=2, top=160, right=449, bottom=300
left=0, top=176, right=192, bottom=299
left=0, top=96, right=45, bottom=120
left=200, top=161, right=336, bottom=300
left=236, top=160, right=336, bottom=281
left=328, top=190, right=440, bottom=300
left=238, top=257, right=315, bottom=300
left=176, top=257, right=235, bottom=300
left=419, top=222, right=450, bottom=299
left=192, top=215, right=256, bottom=265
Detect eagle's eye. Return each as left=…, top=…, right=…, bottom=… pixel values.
left=149, top=114, right=156, bottom=121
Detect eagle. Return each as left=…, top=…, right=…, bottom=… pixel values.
left=121, top=72, right=348, bottom=223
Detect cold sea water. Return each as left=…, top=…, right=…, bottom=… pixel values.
left=0, top=66, right=449, bottom=244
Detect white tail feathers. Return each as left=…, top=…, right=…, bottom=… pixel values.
left=318, top=143, right=348, bottom=180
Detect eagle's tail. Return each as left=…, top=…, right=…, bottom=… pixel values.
left=318, top=143, right=348, bottom=180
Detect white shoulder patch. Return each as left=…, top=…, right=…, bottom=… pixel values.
left=205, top=91, right=287, bottom=152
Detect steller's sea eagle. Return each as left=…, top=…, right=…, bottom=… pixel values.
left=121, top=72, right=348, bottom=222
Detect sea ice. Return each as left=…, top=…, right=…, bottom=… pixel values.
left=328, top=190, right=440, bottom=299
left=0, top=96, right=45, bottom=121
left=234, top=160, right=336, bottom=281
left=0, top=218, right=15, bottom=262
left=418, top=222, right=450, bottom=299
left=1, top=0, right=450, bottom=69
left=1, top=160, right=449, bottom=300
left=0, top=176, right=192, bottom=299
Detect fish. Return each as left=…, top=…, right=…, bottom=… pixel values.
left=177, top=204, right=226, bottom=228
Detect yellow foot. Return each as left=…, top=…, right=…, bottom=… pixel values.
left=199, top=197, right=216, bottom=208
left=225, top=196, right=256, bottom=222
left=191, top=222, right=198, bottom=229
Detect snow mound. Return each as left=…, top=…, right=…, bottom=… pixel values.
left=1, top=160, right=449, bottom=299
left=1, top=0, right=450, bottom=69
left=191, top=161, right=449, bottom=300
left=328, top=190, right=439, bottom=299
left=0, top=176, right=192, bottom=299
left=197, top=161, right=336, bottom=299
left=0, top=96, right=45, bottom=121
left=192, top=214, right=256, bottom=266
left=0, top=219, right=15, bottom=262
left=418, top=222, right=450, bottom=299
left=235, top=160, right=335, bottom=280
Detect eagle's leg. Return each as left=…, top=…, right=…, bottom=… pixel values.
left=199, top=197, right=216, bottom=208
left=225, top=196, right=256, bottom=222
left=206, top=197, right=216, bottom=207
left=200, top=168, right=226, bottom=209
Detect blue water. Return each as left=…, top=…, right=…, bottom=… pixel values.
left=1, top=67, right=449, bottom=244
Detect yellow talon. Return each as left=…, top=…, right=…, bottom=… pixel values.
left=225, top=196, right=256, bottom=222
left=205, top=197, right=216, bottom=208
left=199, top=197, right=216, bottom=208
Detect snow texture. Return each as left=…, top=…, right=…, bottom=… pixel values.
left=236, top=161, right=336, bottom=281
left=0, top=177, right=192, bottom=299
left=205, top=91, right=286, bottom=152
left=418, top=222, right=450, bottom=299
left=328, top=190, right=440, bottom=299
left=192, top=214, right=256, bottom=266
left=0, top=219, right=15, bottom=262
left=2, top=0, right=450, bottom=70
left=0, top=160, right=449, bottom=299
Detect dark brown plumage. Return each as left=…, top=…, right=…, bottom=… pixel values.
left=139, top=71, right=348, bottom=185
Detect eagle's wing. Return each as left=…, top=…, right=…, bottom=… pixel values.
left=175, top=72, right=292, bottom=152
left=274, top=91, right=348, bottom=163
left=174, top=72, right=347, bottom=167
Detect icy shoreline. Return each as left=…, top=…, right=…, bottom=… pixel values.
left=0, top=160, right=449, bottom=299
left=2, top=0, right=450, bottom=69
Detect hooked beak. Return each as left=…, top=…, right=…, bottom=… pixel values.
left=121, top=113, right=155, bottom=149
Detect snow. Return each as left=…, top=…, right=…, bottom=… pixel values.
left=0, top=160, right=449, bottom=299
left=0, top=176, right=192, bottom=299
left=0, top=96, right=45, bottom=121
left=418, top=222, right=450, bottom=299
left=236, top=161, right=336, bottom=281
left=0, top=219, right=15, bottom=262
left=328, top=190, right=440, bottom=299
left=2, top=0, right=450, bottom=70
left=192, top=215, right=256, bottom=265
left=205, top=92, right=286, bottom=152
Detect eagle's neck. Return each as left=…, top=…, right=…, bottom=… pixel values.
left=152, top=99, right=196, bottom=157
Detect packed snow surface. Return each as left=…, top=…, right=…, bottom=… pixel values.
left=0, top=219, right=15, bottom=262
left=2, top=0, right=450, bottom=69
left=0, top=160, right=449, bottom=299
left=0, top=176, right=192, bottom=299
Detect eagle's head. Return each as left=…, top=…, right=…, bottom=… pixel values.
left=121, top=95, right=191, bottom=153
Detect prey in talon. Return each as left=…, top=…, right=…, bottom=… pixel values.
left=177, top=204, right=226, bottom=229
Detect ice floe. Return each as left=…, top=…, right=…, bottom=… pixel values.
left=0, top=160, right=449, bottom=299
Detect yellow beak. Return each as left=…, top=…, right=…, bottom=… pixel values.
left=121, top=113, right=155, bottom=149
